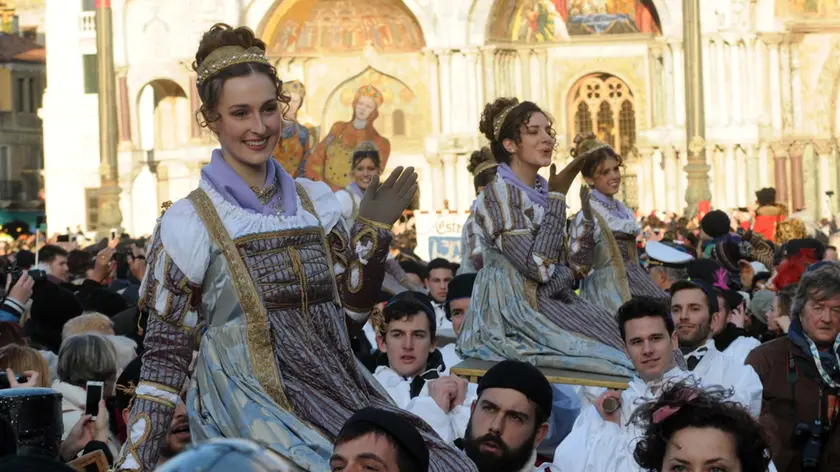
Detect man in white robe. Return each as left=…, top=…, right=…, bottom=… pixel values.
left=552, top=293, right=765, bottom=472
left=670, top=280, right=763, bottom=416
left=552, top=296, right=690, bottom=472
left=714, top=289, right=761, bottom=364
left=372, top=291, right=473, bottom=442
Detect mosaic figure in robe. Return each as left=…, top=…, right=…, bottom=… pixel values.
left=115, top=23, right=476, bottom=472
left=305, top=85, right=391, bottom=191
left=459, top=97, right=634, bottom=377
left=272, top=80, right=311, bottom=177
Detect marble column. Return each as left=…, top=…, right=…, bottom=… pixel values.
left=671, top=40, right=686, bottom=127
left=529, top=50, right=541, bottom=104
left=664, top=146, right=679, bottom=211
left=450, top=53, right=469, bottom=132
left=514, top=50, right=525, bottom=99
left=780, top=41, right=793, bottom=132
left=809, top=141, right=827, bottom=217
left=766, top=38, right=783, bottom=133
left=117, top=72, right=131, bottom=147
left=463, top=50, right=480, bottom=131
left=729, top=40, right=742, bottom=124
left=663, top=42, right=676, bottom=125
left=746, top=144, right=759, bottom=202
left=703, top=39, right=716, bottom=126
left=735, top=145, right=748, bottom=207
left=791, top=42, right=803, bottom=131
left=759, top=141, right=771, bottom=187
left=481, top=48, right=497, bottom=102
left=716, top=38, right=729, bottom=125
left=652, top=148, right=666, bottom=209
left=754, top=39, right=769, bottom=126
left=537, top=49, right=549, bottom=110
left=426, top=151, right=445, bottom=211
left=771, top=142, right=789, bottom=208
left=788, top=141, right=805, bottom=211
left=425, top=50, right=442, bottom=134
left=725, top=145, right=737, bottom=209
left=438, top=50, right=453, bottom=134
left=442, top=153, right=458, bottom=212
left=468, top=49, right=485, bottom=115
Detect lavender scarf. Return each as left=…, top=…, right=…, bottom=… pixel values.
left=590, top=188, right=634, bottom=220
left=201, top=149, right=298, bottom=216
left=497, top=163, right=548, bottom=208
left=348, top=182, right=364, bottom=198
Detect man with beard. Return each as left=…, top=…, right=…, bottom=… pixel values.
left=669, top=280, right=763, bottom=416
left=456, top=360, right=556, bottom=472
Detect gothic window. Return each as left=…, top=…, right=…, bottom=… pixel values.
left=392, top=109, right=406, bottom=136
left=567, top=73, right=636, bottom=154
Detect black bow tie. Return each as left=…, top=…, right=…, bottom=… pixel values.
left=686, top=347, right=708, bottom=371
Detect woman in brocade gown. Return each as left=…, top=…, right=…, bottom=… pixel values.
left=458, top=146, right=498, bottom=275
left=116, top=24, right=475, bottom=472
left=305, top=85, right=391, bottom=191
left=569, top=133, right=668, bottom=315
left=335, top=142, right=423, bottom=295
left=458, top=97, right=633, bottom=377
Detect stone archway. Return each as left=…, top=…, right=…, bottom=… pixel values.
left=136, top=79, right=189, bottom=151
left=251, top=0, right=435, bottom=52
left=814, top=37, right=840, bottom=137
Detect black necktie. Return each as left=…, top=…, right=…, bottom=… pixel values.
left=686, top=347, right=708, bottom=371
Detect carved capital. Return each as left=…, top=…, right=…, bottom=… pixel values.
left=787, top=140, right=806, bottom=158
left=769, top=142, right=788, bottom=158
left=813, top=139, right=834, bottom=155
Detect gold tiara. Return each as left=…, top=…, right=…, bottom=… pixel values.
left=196, top=46, right=270, bottom=87
left=472, top=161, right=498, bottom=176
left=493, top=102, right=520, bottom=141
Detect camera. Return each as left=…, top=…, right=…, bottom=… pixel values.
left=0, top=266, right=47, bottom=288
left=0, top=372, right=28, bottom=389
left=794, top=420, right=828, bottom=470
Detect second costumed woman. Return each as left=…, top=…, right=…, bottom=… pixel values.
left=458, top=97, right=633, bottom=377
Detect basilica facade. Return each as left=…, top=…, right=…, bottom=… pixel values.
left=42, top=0, right=840, bottom=260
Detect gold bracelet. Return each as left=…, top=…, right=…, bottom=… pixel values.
left=358, top=216, right=393, bottom=231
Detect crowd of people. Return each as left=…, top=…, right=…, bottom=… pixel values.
left=0, top=22, right=838, bottom=472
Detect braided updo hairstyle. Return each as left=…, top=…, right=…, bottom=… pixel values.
left=630, top=382, right=771, bottom=472
left=478, top=97, right=554, bottom=165
left=192, top=23, right=288, bottom=127
left=467, top=147, right=497, bottom=193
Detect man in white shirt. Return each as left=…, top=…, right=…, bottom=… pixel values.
left=372, top=291, right=471, bottom=441
left=425, top=258, right=454, bottom=337
left=714, top=289, right=760, bottom=363
left=552, top=296, right=690, bottom=472
left=457, top=360, right=555, bottom=472
left=670, top=279, right=763, bottom=416
left=439, top=273, right=476, bottom=374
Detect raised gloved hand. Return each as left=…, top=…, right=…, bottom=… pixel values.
left=357, top=166, right=418, bottom=227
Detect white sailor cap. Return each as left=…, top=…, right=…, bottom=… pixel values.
left=646, top=241, right=693, bottom=268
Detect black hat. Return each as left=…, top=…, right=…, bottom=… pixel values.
left=446, top=273, right=477, bottom=304
left=477, top=360, right=552, bottom=419
left=25, top=281, right=83, bottom=353
left=115, top=356, right=142, bottom=412
left=700, top=210, right=731, bottom=239
left=0, top=388, right=63, bottom=459
left=13, top=250, right=35, bottom=270
left=784, top=238, right=825, bottom=261
left=710, top=240, right=741, bottom=273
left=340, top=407, right=429, bottom=472
left=687, top=259, right=732, bottom=290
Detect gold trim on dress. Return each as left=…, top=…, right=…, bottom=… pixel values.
left=593, top=212, right=632, bottom=303
left=187, top=189, right=294, bottom=413
left=357, top=216, right=392, bottom=232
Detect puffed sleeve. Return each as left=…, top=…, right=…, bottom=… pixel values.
left=116, top=203, right=208, bottom=471
left=472, top=180, right=567, bottom=284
